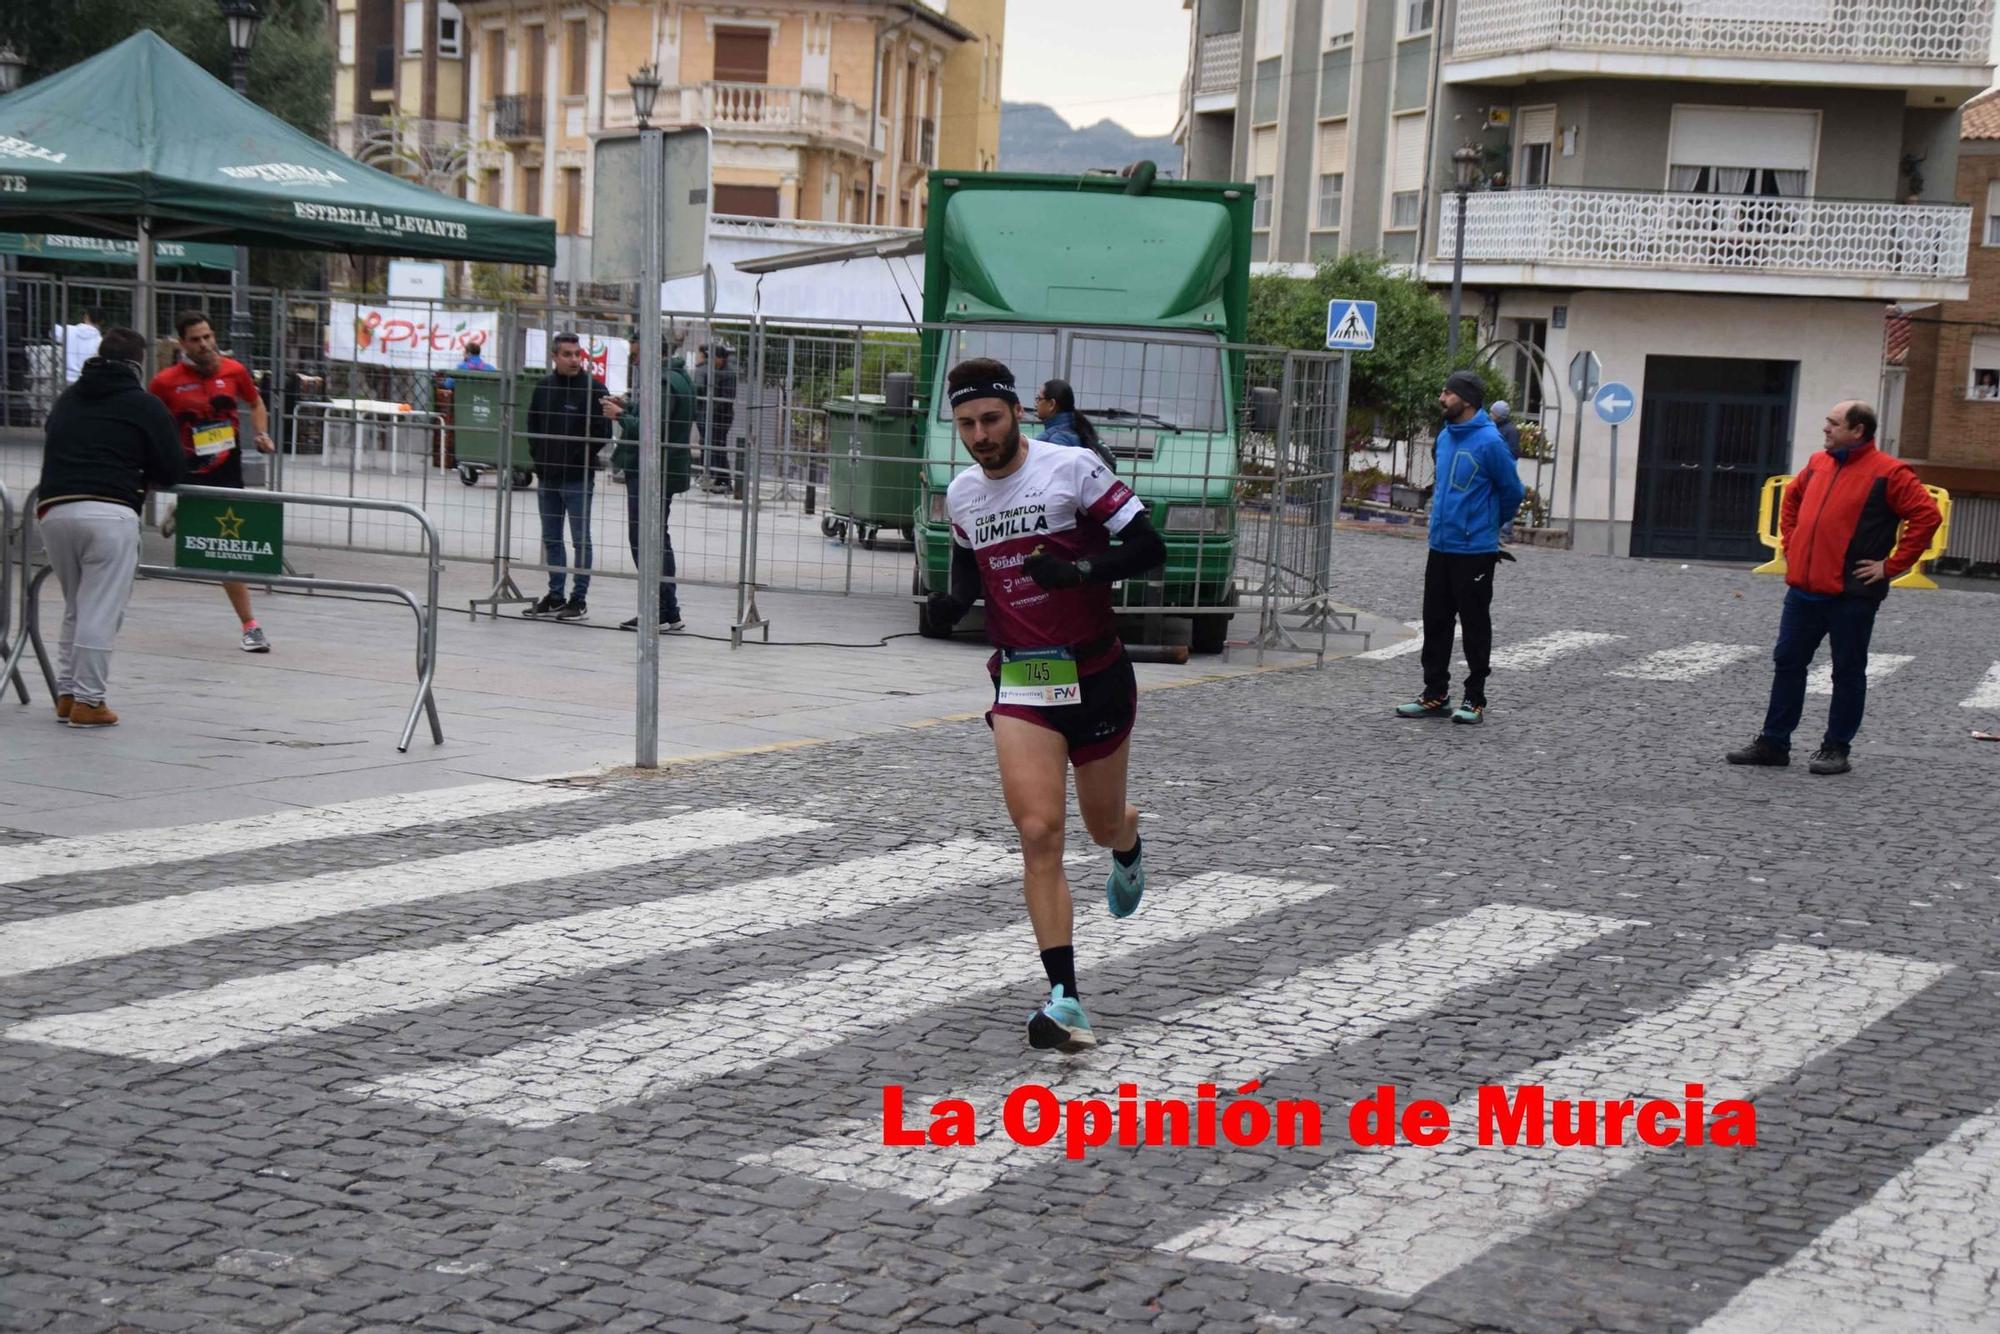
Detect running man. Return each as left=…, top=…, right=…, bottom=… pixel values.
left=925, top=358, right=1167, bottom=1052
left=149, top=311, right=276, bottom=652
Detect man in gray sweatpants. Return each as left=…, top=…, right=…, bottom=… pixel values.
left=36, top=327, right=183, bottom=727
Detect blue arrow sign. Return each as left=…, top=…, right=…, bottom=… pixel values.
left=1593, top=381, right=1636, bottom=425
left=1325, top=298, right=1377, bottom=351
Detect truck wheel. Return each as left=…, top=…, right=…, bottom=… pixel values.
left=512, top=469, right=534, bottom=489
left=1191, top=588, right=1240, bottom=655
left=457, top=465, right=478, bottom=487
left=821, top=514, right=840, bottom=538
left=917, top=597, right=955, bottom=639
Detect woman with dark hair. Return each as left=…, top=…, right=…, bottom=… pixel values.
left=1034, top=379, right=1116, bottom=470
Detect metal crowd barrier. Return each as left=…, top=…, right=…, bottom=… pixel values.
left=10, top=484, right=444, bottom=751
left=0, top=480, right=33, bottom=702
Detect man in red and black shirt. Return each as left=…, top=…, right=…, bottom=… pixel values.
left=1727, top=399, right=1940, bottom=775
left=149, top=311, right=277, bottom=653
left=927, top=357, right=1166, bottom=1052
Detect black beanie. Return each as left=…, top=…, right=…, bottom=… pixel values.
left=1444, top=370, right=1485, bottom=408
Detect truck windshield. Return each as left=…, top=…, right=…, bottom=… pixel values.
left=1067, top=335, right=1225, bottom=434
left=939, top=328, right=1226, bottom=434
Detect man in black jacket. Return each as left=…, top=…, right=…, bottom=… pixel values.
left=524, top=332, right=612, bottom=621
left=35, top=327, right=183, bottom=727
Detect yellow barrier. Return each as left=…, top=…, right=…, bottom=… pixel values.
left=1751, top=473, right=1950, bottom=588
left=1891, top=486, right=1951, bottom=589
left=1752, top=474, right=1789, bottom=575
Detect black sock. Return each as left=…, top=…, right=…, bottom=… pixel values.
left=1040, top=946, right=1079, bottom=1001
left=1113, top=835, right=1142, bottom=869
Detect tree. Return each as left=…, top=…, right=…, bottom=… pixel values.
left=1248, top=253, right=1508, bottom=448
left=4, top=0, right=332, bottom=287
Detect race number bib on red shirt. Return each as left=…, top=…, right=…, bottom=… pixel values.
left=946, top=441, right=1143, bottom=653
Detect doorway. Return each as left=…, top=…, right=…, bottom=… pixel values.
left=1632, top=356, right=1795, bottom=560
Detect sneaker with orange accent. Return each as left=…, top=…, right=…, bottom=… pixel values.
left=55, top=694, right=73, bottom=722
left=67, top=701, right=119, bottom=728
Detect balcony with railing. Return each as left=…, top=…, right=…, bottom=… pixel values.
left=489, top=94, right=544, bottom=142
left=1445, top=0, right=1993, bottom=90
left=1192, top=30, right=1241, bottom=107
left=1431, top=187, right=1970, bottom=300
left=646, top=82, right=873, bottom=154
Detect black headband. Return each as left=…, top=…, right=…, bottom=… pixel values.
left=949, top=380, right=1020, bottom=409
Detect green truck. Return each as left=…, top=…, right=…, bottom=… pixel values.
left=910, top=168, right=1263, bottom=653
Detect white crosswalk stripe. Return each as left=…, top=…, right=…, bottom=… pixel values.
left=1160, top=945, right=1950, bottom=1298
left=0, top=782, right=592, bottom=889
left=744, top=904, right=1641, bottom=1205
left=1693, top=1106, right=2000, bottom=1333
left=1489, top=631, right=1624, bottom=671
left=1961, top=661, right=2000, bottom=711
left=6, top=841, right=1014, bottom=1063
left=1610, top=642, right=1761, bottom=682
left=0, top=808, right=816, bottom=981
left=347, top=871, right=1348, bottom=1128
left=1805, top=652, right=1913, bottom=696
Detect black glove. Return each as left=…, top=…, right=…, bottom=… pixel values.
left=1024, top=547, right=1087, bottom=590
left=925, top=592, right=966, bottom=627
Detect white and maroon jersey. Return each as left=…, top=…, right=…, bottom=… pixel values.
left=947, top=440, right=1145, bottom=656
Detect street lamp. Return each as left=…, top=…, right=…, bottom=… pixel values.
left=628, top=63, right=667, bottom=763
left=219, top=0, right=263, bottom=360
left=628, top=63, right=661, bottom=129
left=0, top=44, right=26, bottom=96
left=1446, top=144, right=1482, bottom=365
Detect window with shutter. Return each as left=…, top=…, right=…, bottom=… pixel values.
left=1517, top=105, right=1555, bottom=188
left=1388, top=113, right=1425, bottom=230
left=565, top=20, right=587, bottom=96
left=1986, top=181, right=2000, bottom=246
left=714, top=27, right=771, bottom=84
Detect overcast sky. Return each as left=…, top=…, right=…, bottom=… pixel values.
left=998, top=0, right=1191, bottom=137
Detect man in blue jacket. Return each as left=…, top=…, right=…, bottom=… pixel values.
left=1398, top=370, right=1524, bottom=725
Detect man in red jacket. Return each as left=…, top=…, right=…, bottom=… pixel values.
left=1727, top=400, right=1940, bottom=775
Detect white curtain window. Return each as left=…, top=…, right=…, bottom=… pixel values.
left=337, top=13, right=356, bottom=64
left=1669, top=165, right=1703, bottom=192
left=1325, top=0, right=1357, bottom=45
left=1969, top=334, right=2000, bottom=398
left=1669, top=106, right=1817, bottom=176
left=1516, top=106, right=1555, bottom=189
left=1769, top=169, right=1807, bottom=198
left=1985, top=181, right=2000, bottom=245
left=1713, top=166, right=1753, bottom=195
left=402, top=1, right=424, bottom=57
left=1254, top=177, right=1274, bottom=229
left=1317, top=173, right=1344, bottom=230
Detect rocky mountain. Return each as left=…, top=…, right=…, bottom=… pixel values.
left=998, top=102, right=1180, bottom=176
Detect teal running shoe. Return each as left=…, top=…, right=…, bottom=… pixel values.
left=1106, top=849, right=1146, bottom=919
left=1396, top=695, right=1451, bottom=719
left=1451, top=701, right=1485, bottom=725
left=1027, top=985, right=1096, bottom=1052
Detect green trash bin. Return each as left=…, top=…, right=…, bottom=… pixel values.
left=449, top=370, right=543, bottom=487
left=823, top=392, right=923, bottom=547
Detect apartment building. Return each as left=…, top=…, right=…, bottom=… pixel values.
left=1422, top=0, right=1990, bottom=558
left=330, top=1, right=476, bottom=187
left=450, top=0, right=979, bottom=276
left=1896, top=91, right=2000, bottom=483
left=1177, top=0, right=1433, bottom=269
left=937, top=0, right=1004, bottom=173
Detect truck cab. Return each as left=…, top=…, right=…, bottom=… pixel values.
left=911, top=170, right=1258, bottom=653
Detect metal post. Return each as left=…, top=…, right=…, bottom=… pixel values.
left=1606, top=423, right=1618, bottom=557
left=1447, top=185, right=1468, bottom=365
left=635, top=122, right=665, bottom=767
left=228, top=52, right=255, bottom=361
left=1566, top=407, right=1585, bottom=549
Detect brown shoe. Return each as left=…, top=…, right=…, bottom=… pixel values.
left=56, top=693, right=74, bottom=722
left=67, top=701, right=118, bottom=728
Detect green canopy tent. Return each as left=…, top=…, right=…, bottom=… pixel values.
left=0, top=30, right=553, bottom=353
left=1, top=231, right=236, bottom=271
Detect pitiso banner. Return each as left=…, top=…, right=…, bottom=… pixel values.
left=174, top=496, right=284, bottom=576
left=328, top=301, right=500, bottom=371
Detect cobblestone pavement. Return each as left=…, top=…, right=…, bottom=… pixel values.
left=5, top=533, right=1999, bottom=1333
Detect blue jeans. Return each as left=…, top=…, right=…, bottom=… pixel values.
left=624, top=486, right=681, bottom=621
left=1759, top=588, right=1880, bottom=749
left=537, top=475, right=593, bottom=598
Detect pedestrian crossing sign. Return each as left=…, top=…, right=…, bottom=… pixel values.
left=1326, top=298, right=1378, bottom=351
